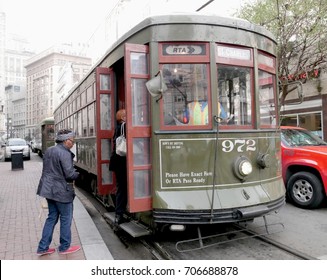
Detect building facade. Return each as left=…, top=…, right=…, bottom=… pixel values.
left=4, top=33, right=35, bottom=86
left=2, top=34, right=35, bottom=140
left=280, top=71, right=327, bottom=140
left=25, top=45, right=92, bottom=140
left=5, top=83, right=25, bottom=139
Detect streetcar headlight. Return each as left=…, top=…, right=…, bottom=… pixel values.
left=239, top=160, right=253, bottom=176
left=233, top=156, right=253, bottom=180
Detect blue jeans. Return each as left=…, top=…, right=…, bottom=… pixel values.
left=37, top=199, right=73, bottom=253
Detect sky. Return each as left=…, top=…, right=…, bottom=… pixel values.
left=0, top=0, right=244, bottom=54
left=0, top=0, right=117, bottom=51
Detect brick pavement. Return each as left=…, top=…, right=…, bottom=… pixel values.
left=0, top=151, right=113, bottom=260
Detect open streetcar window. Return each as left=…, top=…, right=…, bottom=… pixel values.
left=217, top=66, right=252, bottom=126
left=216, top=44, right=253, bottom=127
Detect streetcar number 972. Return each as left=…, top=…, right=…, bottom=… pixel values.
left=221, top=139, right=256, bottom=153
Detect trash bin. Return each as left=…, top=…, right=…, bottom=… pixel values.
left=11, top=152, right=24, bottom=170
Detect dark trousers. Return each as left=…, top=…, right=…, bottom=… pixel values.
left=114, top=157, right=127, bottom=216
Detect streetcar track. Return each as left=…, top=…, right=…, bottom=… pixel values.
left=139, top=239, right=174, bottom=260
left=139, top=222, right=318, bottom=260
left=77, top=187, right=317, bottom=260
left=232, top=223, right=318, bottom=260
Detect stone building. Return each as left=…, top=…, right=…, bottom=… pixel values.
left=24, top=44, right=92, bottom=140
left=5, top=83, right=25, bottom=138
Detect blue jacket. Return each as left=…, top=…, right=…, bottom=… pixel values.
left=37, top=143, right=79, bottom=203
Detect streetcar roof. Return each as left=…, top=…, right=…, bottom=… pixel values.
left=98, top=13, right=276, bottom=65
left=55, top=13, right=276, bottom=113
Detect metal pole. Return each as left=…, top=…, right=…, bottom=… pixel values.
left=7, top=114, right=9, bottom=140
left=196, top=0, right=215, bottom=12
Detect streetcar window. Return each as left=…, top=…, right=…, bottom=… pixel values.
left=162, top=64, right=209, bottom=126
left=100, top=74, right=110, bottom=90
left=88, top=103, right=95, bottom=136
left=217, top=66, right=252, bottom=126
left=93, top=83, right=96, bottom=100
left=100, top=94, right=111, bottom=130
left=101, top=163, right=112, bottom=184
left=134, top=170, right=151, bottom=198
left=69, top=116, right=73, bottom=131
left=77, top=95, right=81, bottom=110
left=77, top=111, right=82, bottom=137
left=82, top=108, right=87, bottom=136
left=101, top=139, right=111, bottom=160
left=131, top=78, right=150, bottom=126
left=131, top=53, right=149, bottom=75
left=74, top=113, right=79, bottom=137
left=258, top=70, right=277, bottom=127
left=128, top=50, right=150, bottom=127
left=81, top=90, right=86, bottom=107
left=86, top=85, right=93, bottom=103
left=133, top=138, right=150, bottom=166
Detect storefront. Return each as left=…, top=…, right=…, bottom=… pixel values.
left=281, top=96, right=326, bottom=140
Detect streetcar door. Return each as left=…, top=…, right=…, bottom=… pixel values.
left=124, top=43, right=152, bottom=212
left=95, top=67, right=116, bottom=195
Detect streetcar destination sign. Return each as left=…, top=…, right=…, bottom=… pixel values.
left=217, top=46, right=251, bottom=60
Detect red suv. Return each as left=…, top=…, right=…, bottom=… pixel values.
left=281, top=126, right=327, bottom=209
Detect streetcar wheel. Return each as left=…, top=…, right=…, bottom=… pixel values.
left=287, top=171, right=325, bottom=209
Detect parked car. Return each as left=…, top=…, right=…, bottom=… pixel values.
left=4, top=138, right=30, bottom=161
left=281, top=126, right=327, bottom=209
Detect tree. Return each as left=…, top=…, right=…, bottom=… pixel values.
left=236, top=0, right=327, bottom=104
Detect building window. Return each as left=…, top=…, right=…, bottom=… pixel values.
left=281, top=112, right=323, bottom=139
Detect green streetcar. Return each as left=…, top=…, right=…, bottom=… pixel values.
left=54, top=14, right=285, bottom=236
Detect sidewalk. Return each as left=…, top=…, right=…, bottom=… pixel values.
left=0, top=153, right=113, bottom=260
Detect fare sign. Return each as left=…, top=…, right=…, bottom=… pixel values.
left=163, top=44, right=206, bottom=55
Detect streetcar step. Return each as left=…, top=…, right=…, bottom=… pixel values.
left=120, top=221, right=151, bottom=237
left=103, top=212, right=151, bottom=237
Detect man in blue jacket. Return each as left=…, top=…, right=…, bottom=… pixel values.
left=36, top=129, right=80, bottom=256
